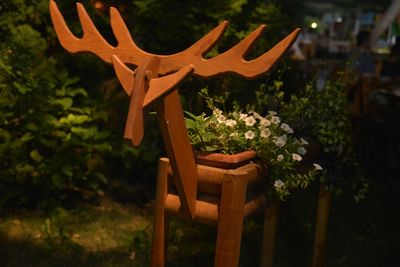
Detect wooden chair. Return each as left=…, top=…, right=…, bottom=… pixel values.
left=49, top=1, right=300, bottom=266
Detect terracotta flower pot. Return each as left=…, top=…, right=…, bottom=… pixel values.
left=193, top=150, right=257, bottom=169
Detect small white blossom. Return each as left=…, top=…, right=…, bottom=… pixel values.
left=300, top=138, right=309, bottom=145
left=252, top=111, right=262, bottom=120
left=245, top=116, right=256, bottom=126
left=277, top=154, right=284, bottom=161
left=274, top=179, right=284, bottom=188
left=271, top=116, right=281, bottom=125
left=225, top=119, right=237, bottom=128
left=297, top=147, right=307, bottom=155
left=268, top=111, right=277, bottom=116
left=260, top=128, right=271, bottom=138
left=217, top=114, right=226, bottom=123
left=229, top=132, right=238, bottom=138
left=281, top=123, right=294, bottom=134
left=273, top=135, right=287, bottom=147
left=239, top=112, right=248, bottom=121
left=292, top=153, right=302, bottom=161
left=245, top=130, right=255, bottom=140
left=313, top=163, right=323, bottom=171
left=213, top=108, right=222, bottom=116
left=260, top=118, right=271, bottom=127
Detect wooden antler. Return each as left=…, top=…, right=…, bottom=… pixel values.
left=50, top=0, right=299, bottom=79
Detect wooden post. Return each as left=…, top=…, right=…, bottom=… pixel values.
left=151, top=158, right=170, bottom=267
left=215, top=172, right=248, bottom=267
left=312, top=186, right=331, bottom=267
left=259, top=201, right=279, bottom=267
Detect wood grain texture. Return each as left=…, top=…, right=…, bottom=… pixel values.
left=215, top=172, right=248, bottom=267
left=194, top=150, right=257, bottom=169
left=112, top=55, right=135, bottom=96
left=156, top=91, right=198, bottom=219
left=151, top=158, right=170, bottom=267
left=312, top=187, right=331, bottom=267
left=123, top=56, right=160, bottom=146
left=260, top=202, right=280, bottom=267
left=50, top=0, right=299, bottom=78
left=143, top=65, right=194, bottom=108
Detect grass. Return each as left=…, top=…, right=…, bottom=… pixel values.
left=0, top=199, right=151, bottom=267
left=1, top=178, right=399, bottom=267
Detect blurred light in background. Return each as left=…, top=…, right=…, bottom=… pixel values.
left=311, top=22, right=318, bottom=29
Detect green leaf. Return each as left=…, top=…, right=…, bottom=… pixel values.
left=51, top=174, right=64, bottom=189
left=59, top=114, right=90, bottom=125
left=67, top=88, right=88, bottom=97
left=13, top=81, right=31, bottom=93
left=92, top=143, right=112, bottom=152
left=30, top=149, right=43, bottom=163
left=61, top=165, right=73, bottom=177
left=51, top=97, right=73, bottom=110
left=20, top=132, right=34, bottom=143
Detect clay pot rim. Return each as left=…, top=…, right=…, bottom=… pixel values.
left=194, top=150, right=257, bottom=169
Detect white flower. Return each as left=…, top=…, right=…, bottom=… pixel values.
left=213, top=108, right=222, bottom=116
left=239, top=112, right=248, bottom=121
left=300, top=138, right=309, bottom=145
left=281, top=123, right=294, bottom=133
left=277, top=154, right=284, bottom=161
left=260, top=128, right=271, bottom=138
left=260, top=118, right=271, bottom=127
left=217, top=114, right=226, bottom=123
left=229, top=132, right=238, bottom=138
left=268, top=111, right=277, bottom=116
left=313, top=163, right=323, bottom=171
left=274, top=179, right=284, bottom=189
left=245, top=116, right=256, bottom=126
left=273, top=135, right=287, bottom=147
left=225, top=119, right=237, bottom=128
left=245, top=130, right=255, bottom=140
left=292, top=153, right=302, bottom=161
left=252, top=111, right=262, bottom=120
left=297, top=147, right=307, bottom=155
left=271, top=116, right=281, bottom=125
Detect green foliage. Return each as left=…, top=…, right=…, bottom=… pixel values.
left=185, top=89, right=321, bottom=200
left=253, top=70, right=368, bottom=200
left=0, top=0, right=113, bottom=209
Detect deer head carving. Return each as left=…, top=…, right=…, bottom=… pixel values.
left=50, top=0, right=299, bottom=218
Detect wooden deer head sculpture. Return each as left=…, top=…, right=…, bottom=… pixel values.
left=50, top=0, right=299, bottom=219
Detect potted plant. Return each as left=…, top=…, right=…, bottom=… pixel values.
left=185, top=92, right=323, bottom=200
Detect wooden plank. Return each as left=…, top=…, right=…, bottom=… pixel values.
left=312, top=187, right=331, bottom=267
left=123, top=56, right=160, bottom=146
left=215, top=171, right=248, bottom=267
left=156, top=91, right=198, bottom=219
left=259, top=201, right=279, bottom=267
left=151, top=158, right=170, bottom=267
left=164, top=191, right=266, bottom=226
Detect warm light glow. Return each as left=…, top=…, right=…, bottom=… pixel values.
left=94, top=1, right=104, bottom=10
left=336, top=17, right=343, bottom=23
left=310, top=22, right=318, bottom=29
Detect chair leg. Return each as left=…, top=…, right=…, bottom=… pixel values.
left=215, top=173, right=248, bottom=267
left=312, top=186, right=331, bottom=267
left=259, top=201, right=279, bottom=267
left=151, top=158, right=170, bottom=267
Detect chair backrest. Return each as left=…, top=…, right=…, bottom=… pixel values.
left=50, top=0, right=299, bottom=219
